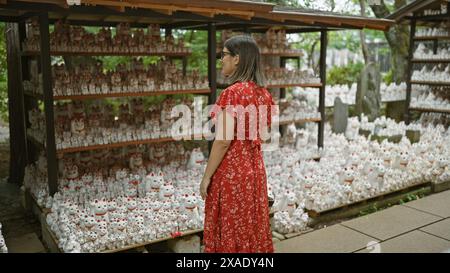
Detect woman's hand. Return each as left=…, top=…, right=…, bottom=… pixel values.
left=200, top=176, right=211, bottom=200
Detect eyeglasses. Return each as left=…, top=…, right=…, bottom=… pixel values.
left=220, top=51, right=232, bottom=59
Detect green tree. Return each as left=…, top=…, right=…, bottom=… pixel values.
left=370, top=0, right=409, bottom=84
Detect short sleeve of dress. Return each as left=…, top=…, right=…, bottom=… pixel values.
left=210, top=86, right=238, bottom=122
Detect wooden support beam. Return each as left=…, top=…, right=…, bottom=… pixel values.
left=38, top=12, right=58, bottom=196
left=107, top=5, right=125, bottom=13
left=191, top=11, right=214, bottom=18
left=318, top=30, right=327, bottom=149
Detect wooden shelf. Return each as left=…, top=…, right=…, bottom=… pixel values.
left=102, top=229, right=203, bottom=253
left=53, top=89, right=211, bottom=101
left=307, top=180, right=431, bottom=217
left=409, top=107, right=450, bottom=114
left=267, top=83, right=322, bottom=88
left=21, top=50, right=191, bottom=57
left=261, top=52, right=303, bottom=57
left=23, top=89, right=210, bottom=101
left=381, top=99, right=406, bottom=103
left=218, top=83, right=322, bottom=89
left=411, top=80, right=450, bottom=86
left=275, top=117, right=321, bottom=126
left=411, top=59, right=450, bottom=63
left=216, top=51, right=303, bottom=58
left=27, top=132, right=211, bottom=155
left=56, top=134, right=207, bottom=155
left=38, top=193, right=203, bottom=253
left=413, top=36, right=450, bottom=41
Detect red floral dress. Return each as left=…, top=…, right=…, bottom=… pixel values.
left=204, top=81, right=275, bottom=253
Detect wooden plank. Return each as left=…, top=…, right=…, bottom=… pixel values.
left=57, top=134, right=207, bottom=155
left=81, top=0, right=255, bottom=18
left=307, top=181, right=432, bottom=217
left=261, top=52, right=303, bottom=57
left=431, top=181, right=450, bottom=193
left=414, top=36, right=450, bottom=41
left=275, top=118, right=321, bottom=126
left=41, top=220, right=60, bottom=253
left=21, top=50, right=191, bottom=57
left=309, top=185, right=432, bottom=227
left=411, top=80, right=450, bottom=87
left=101, top=229, right=203, bottom=253
left=6, top=22, right=28, bottom=186
left=218, top=83, right=321, bottom=89
left=216, top=50, right=303, bottom=58
left=318, top=30, right=327, bottom=149
left=53, top=89, right=211, bottom=100
left=41, top=212, right=203, bottom=253
left=409, top=107, right=450, bottom=114
left=411, top=59, right=450, bottom=63
left=39, top=12, right=59, bottom=196
left=267, top=83, right=322, bottom=88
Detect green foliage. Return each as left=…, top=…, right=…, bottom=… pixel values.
left=327, top=61, right=364, bottom=86
left=328, top=30, right=361, bottom=52
left=383, top=69, right=393, bottom=85
left=359, top=204, right=378, bottom=216
left=0, top=23, right=8, bottom=122
left=181, top=29, right=209, bottom=76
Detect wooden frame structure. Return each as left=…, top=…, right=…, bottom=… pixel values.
left=0, top=0, right=394, bottom=253
left=387, top=0, right=450, bottom=123
left=0, top=0, right=394, bottom=190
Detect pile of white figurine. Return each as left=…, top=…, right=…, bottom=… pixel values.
left=264, top=67, right=321, bottom=86
left=23, top=147, right=208, bottom=253
left=415, top=24, right=449, bottom=37
left=293, top=82, right=406, bottom=108
left=414, top=43, right=450, bottom=60
left=24, top=60, right=208, bottom=97
left=266, top=118, right=449, bottom=233
left=23, top=20, right=190, bottom=54
left=359, top=115, right=422, bottom=138
left=324, top=84, right=357, bottom=106
left=410, top=90, right=450, bottom=111
left=0, top=223, right=7, bottom=253
left=264, top=121, right=323, bottom=156
left=277, top=89, right=321, bottom=122
left=380, top=82, right=407, bottom=102
left=412, top=65, right=450, bottom=83
left=418, top=112, right=450, bottom=127
left=27, top=97, right=207, bottom=150
left=423, top=6, right=447, bottom=16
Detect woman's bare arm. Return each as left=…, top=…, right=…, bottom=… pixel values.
left=200, top=109, right=235, bottom=199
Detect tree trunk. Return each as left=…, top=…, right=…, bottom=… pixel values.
left=359, top=0, right=371, bottom=64
left=370, top=0, right=409, bottom=84
left=309, top=38, right=320, bottom=74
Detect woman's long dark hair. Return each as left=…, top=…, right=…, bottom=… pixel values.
left=224, top=35, right=266, bottom=87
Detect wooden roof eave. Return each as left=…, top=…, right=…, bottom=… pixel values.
left=256, top=12, right=363, bottom=30
left=386, top=0, right=437, bottom=22
left=127, top=0, right=274, bottom=13
left=80, top=0, right=255, bottom=19
left=270, top=11, right=393, bottom=31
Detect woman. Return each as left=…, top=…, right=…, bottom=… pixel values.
left=200, top=35, right=275, bottom=253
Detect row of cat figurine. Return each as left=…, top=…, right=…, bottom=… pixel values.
left=23, top=20, right=190, bottom=54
